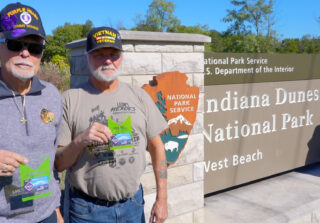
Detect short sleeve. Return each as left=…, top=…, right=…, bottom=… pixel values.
left=57, top=91, right=73, bottom=147
left=141, top=89, right=168, bottom=140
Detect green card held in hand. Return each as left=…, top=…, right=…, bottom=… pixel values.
left=19, top=157, right=51, bottom=202
left=108, top=116, right=133, bottom=150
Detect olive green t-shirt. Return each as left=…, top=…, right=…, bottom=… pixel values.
left=58, top=81, right=168, bottom=201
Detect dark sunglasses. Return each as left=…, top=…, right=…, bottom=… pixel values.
left=0, top=38, right=45, bottom=55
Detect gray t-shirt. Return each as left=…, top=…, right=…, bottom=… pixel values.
left=59, top=81, right=168, bottom=201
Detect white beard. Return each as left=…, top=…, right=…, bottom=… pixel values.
left=89, top=64, right=120, bottom=83
left=12, top=61, right=35, bottom=82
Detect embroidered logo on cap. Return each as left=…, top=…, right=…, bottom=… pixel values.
left=40, top=109, right=55, bottom=124
left=93, top=30, right=117, bottom=44
left=20, top=12, right=31, bottom=25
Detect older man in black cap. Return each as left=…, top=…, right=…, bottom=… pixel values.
left=55, top=26, right=168, bottom=223
left=0, top=2, right=63, bottom=223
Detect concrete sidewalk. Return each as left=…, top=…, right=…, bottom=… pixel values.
left=199, top=164, right=320, bottom=223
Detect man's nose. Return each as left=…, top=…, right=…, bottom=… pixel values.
left=103, top=56, right=113, bottom=64
left=20, top=47, right=30, bottom=57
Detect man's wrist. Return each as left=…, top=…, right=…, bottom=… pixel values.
left=156, top=192, right=168, bottom=202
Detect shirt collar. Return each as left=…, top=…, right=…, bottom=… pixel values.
left=0, top=73, right=45, bottom=98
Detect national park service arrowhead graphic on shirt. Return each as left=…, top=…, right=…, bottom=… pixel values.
left=143, top=71, right=199, bottom=165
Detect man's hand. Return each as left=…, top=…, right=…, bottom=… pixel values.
left=149, top=199, right=168, bottom=223
left=55, top=122, right=112, bottom=172
left=74, top=122, right=112, bottom=147
left=0, top=150, right=28, bottom=176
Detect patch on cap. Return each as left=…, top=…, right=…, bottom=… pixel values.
left=0, top=3, right=45, bottom=40
left=1, top=14, right=17, bottom=30
left=20, top=11, right=32, bottom=25
left=93, top=29, right=118, bottom=44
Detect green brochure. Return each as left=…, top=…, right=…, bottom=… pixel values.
left=19, top=157, right=51, bottom=202
left=108, top=116, right=133, bottom=150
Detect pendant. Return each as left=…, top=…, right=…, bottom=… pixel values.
left=21, top=117, right=27, bottom=125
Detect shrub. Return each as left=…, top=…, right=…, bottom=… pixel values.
left=36, top=62, right=70, bottom=92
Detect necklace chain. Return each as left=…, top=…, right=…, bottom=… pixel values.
left=11, top=90, right=27, bottom=125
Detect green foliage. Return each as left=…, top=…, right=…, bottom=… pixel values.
left=223, top=0, right=250, bottom=35
left=207, top=32, right=279, bottom=53
left=299, top=35, right=320, bottom=53
left=43, top=20, right=93, bottom=62
left=277, top=39, right=299, bottom=53
left=51, top=55, right=69, bottom=70
left=275, top=36, right=320, bottom=54
left=223, top=0, right=275, bottom=36
left=133, top=0, right=180, bottom=32
left=169, top=24, right=210, bottom=35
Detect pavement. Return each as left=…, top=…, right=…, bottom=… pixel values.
left=201, top=163, right=320, bottom=223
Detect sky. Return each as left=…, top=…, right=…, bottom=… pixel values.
left=1, top=0, right=320, bottom=39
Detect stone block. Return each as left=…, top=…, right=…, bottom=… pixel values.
left=191, top=112, right=203, bottom=135
left=194, top=208, right=206, bottom=223
left=166, top=212, right=193, bottom=223
left=193, top=73, right=204, bottom=93
left=122, top=43, right=134, bottom=52
left=185, top=73, right=193, bottom=87
left=167, top=181, right=204, bottom=217
left=132, top=73, right=193, bottom=88
left=194, top=45, right=205, bottom=52
left=70, top=56, right=90, bottom=76
left=135, top=42, right=193, bottom=53
left=312, top=208, right=320, bottom=223
left=288, top=214, right=311, bottom=223
left=193, top=162, right=204, bottom=182
left=144, top=181, right=204, bottom=220
left=132, top=75, right=155, bottom=87
left=162, top=53, right=204, bottom=73
left=145, top=151, right=153, bottom=173
left=197, top=93, right=204, bottom=113
left=121, top=53, right=162, bottom=75
left=172, top=134, right=204, bottom=167
left=70, top=75, right=89, bottom=88
left=119, top=30, right=211, bottom=43
left=141, top=164, right=193, bottom=195
left=144, top=192, right=156, bottom=221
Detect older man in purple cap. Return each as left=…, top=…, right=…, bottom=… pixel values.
left=0, top=2, right=63, bottom=223
left=55, top=26, right=168, bottom=223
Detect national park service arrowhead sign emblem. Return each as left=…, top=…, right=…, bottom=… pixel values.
left=143, top=71, right=199, bottom=165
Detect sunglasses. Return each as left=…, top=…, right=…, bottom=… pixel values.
left=0, top=38, right=45, bottom=55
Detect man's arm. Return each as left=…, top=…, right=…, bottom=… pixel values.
left=55, top=208, right=64, bottom=223
left=55, top=122, right=112, bottom=172
left=148, top=135, right=168, bottom=223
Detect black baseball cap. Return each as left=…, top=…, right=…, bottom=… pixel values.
left=0, top=2, right=46, bottom=40
left=86, top=26, right=122, bottom=53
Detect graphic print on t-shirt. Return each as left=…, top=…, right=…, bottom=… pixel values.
left=111, top=102, right=136, bottom=114
left=89, top=105, right=108, bottom=126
